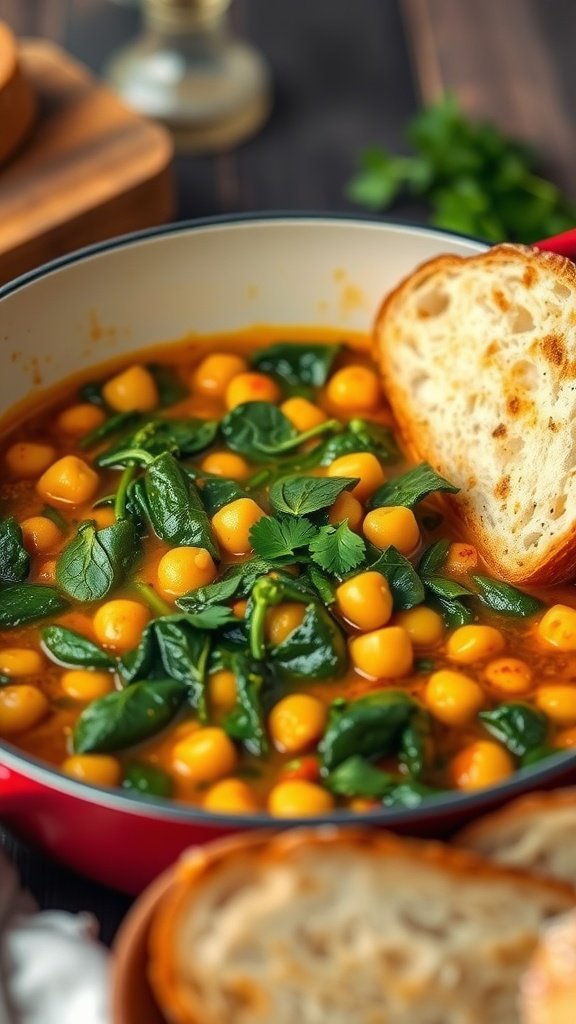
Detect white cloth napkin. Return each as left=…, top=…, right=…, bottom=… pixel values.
left=0, top=852, right=110, bottom=1024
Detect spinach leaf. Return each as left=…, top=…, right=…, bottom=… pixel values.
left=311, top=418, right=400, bottom=467
left=424, top=576, right=475, bottom=600
left=326, top=755, right=395, bottom=798
left=309, top=522, right=366, bottom=577
left=97, top=418, right=218, bottom=464
left=56, top=519, right=137, bottom=602
left=429, top=594, right=474, bottom=627
left=201, top=478, right=248, bottom=517
left=0, top=584, right=69, bottom=628
left=250, top=516, right=316, bottom=565
left=176, top=558, right=269, bottom=612
left=221, top=402, right=296, bottom=459
left=368, top=462, right=459, bottom=510
left=319, top=690, right=415, bottom=771
left=369, top=546, right=425, bottom=610
left=0, top=517, right=30, bottom=584
left=120, top=615, right=211, bottom=715
left=399, top=710, right=431, bottom=779
left=122, top=762, right=173, bottom=798
left=223, top=656, right=278, bottom=756
left=78, top=380, right=106, bottom=405
left=73, top=679, right=186, bottom=754
left=251, top=342, right=341, bottom=387
left=147, top=363, right=188, bottom=406
left=269, top=476, right=358, bottom=517
left=271, top=603, right=348, bottom=682
left=382, top=781, right=439, bottom=807
left=418, top=539, right=450, bottom=576
left=305, top=565, right=336, bottom=605
left=183, top=606, right=238, bottom=630
left=41, top=505, right=67, bottom=532
left=144, top=453, right=218, bottom=558
left=418, top=540, right=474, bottom=626
left=79, top=411, right=139, bottom=451
left=42, top=625, right=115, bottom=669
left=479, top=702, right=548, bottom=758
left=471, top=575, right=545, bottom=617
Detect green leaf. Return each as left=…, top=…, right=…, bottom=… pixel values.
left=222, top=656, right=278, bottom=757
left=79, top=411, right=139, bottom=451
left=382, top=781, right=439, bottom=807
left=345, top=148, right=414, bottom=210
left=251, top=342, right=341, bottom=387
left=0, top=517, right=30, bottom=584
left=221, top=402, right=296, bottom=460
left=424, top=576, right=475, bottom=600
left=399, top=710, right=431, bottom=779
left=368, top=462, right=459, bottom=510
left=326, top=755, right=394, bottom=798
left=429, top=594, right=474, bottom=628
left=182, top=605, right=237, bottom=630
left=250, top=516, right=316, bottom=565
left=120, top=615, right=211, bottom=715
left=418, top=539, right=450, bottom=577
left=309, top=522, right=366, bottom=577
left=271, top=602, right=348, bottom=683
left=143, top=453, right=218, bottom=558
left=122, top=762, right=173, bottom=798
left=0, top=584, right=69, bottom=628
left=369, top=546, right=425, bottom=610
left=471, top=575, right=545, bottom=617
left=147, top=363, right=188, bottom=407
left=269, top=475, right=358, bottom=517
left=305, top=565, right=336, bottom=605
left=56, top=519, right=137, bottom=602
left=479, top=703, right=548, bottom=758
left=200, top=478, right=248, bottom=517
left=78, top=380, right=106, bottom=406
left=41, top=626, right=115, bottom=669
left=319, top=690, right=415, bottom=771
left=73, top=680, right=186, bottom=754
left=176, top=558, right=269, bottom=612
left=314, top=418, right=399, bottom=467
left=96, top=417, right=218, bottom=464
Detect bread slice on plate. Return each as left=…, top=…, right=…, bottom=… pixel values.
left=455, top=788, right=576, bottom=886
left=375, top=244, right=576, bottom=584
left=148, top=827, right=575, bottom=1024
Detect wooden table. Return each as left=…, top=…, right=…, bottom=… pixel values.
left=0, top=0, right=575, bottom=946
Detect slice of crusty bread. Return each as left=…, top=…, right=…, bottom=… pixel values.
left=520, top=909, right=576, bottom=1024
left=375, top=243, right=576, bottom=584
left=148, top=827, right=575, bottom=1024
left=455, top=788, right=576, bottom=886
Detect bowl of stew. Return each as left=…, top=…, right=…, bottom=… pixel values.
left=0, top=215, right=574, bottom=893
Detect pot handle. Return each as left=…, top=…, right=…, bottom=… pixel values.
left=0, top=765, right=42, bottom=812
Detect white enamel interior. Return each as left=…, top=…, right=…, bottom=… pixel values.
left=0, top=218, right=486, bottom=411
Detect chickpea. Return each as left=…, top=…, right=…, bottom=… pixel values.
left=157, top=546, right=217, bottom=599
left=61, top=670, right=114, bottom=702
left=36, top=455, right=99, bottom=506
left=424, top=670, right=484, bottom=726
left=0, top=685, right=49, bottom=735
left=395, top=607, right=444, bottom=648
left=327, top=453, right=385, bottom=503
left=328, top=491, right=364, bottom=532
left=90, top=506, right=116, bottom=529
left=268, top=779, right=335, bottom=817
left=20, top=516, right=61, bottom=555
left=349, top=798, right=380, bottom=812
left=232, top=599, right=248, bottom=619
left=0, top=648, right=44, bottom=677
left=93, top=600, right=150, bottom=653
left=208, top=670, right=237, bottom=711
left=37, top=559, right=57, bottom=583
left=102, top=365, right=158, bottom=412
left=202, top=778, right=259, bottom=813
left=349, top=626, right=413, bottom=679
left=280, top=397, right=327, bottom=432
left=56, top=403, right=106, bottom=436
left=452, top=740, right=514, bottom=791
left=445, top=542, right=478, bottom=575
left=61, top=754, right=122, bottom=788
left=266, top=603, right=306, bottom=645
left=537, top=604, right=576, bottom=652
left=336, top=572, right=393, bottom=631
left=446, top=625, right=505, bottom=665
left=362, top=506, right=420, bottom=555
left=555, top=726, right=576, bottom=750
left=192, top=353, right=248, bottom=397
left=211, top=497, right=265, bottom=555
left=536, top=685, right=576, bottom=726
left=172, top=727, right=238, bottom=784
left=483, top=657, right=532, bottom=696
left=200, top=451, right=250, bottom=481
left=325, top=365, right=381, bottom=412
left=225, top=372, right=281, bottom=410
left=5, top=442, right=56, bottom=479
left=269, top=694, right=327, bottom=754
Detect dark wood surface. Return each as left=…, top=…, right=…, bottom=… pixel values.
left=0, top=0, right=575, bottom=946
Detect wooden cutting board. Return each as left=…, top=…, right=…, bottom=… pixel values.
left=0, top=39, right=174, bottom=285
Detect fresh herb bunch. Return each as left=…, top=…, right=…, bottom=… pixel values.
left=347, top=95, right=576, bottom=243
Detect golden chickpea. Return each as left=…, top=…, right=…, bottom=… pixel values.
left=200, top=451, right=250, bottom=481
left=20, top=516, right=61, bottom=556
left=336, top=572, right=393, bottom=631
left=537, top=605, right=576, bottom=652
left=446, top=625, right=505, bottom=664
left=424, top=670, right=484, bottom=726
left=0, top=685, right=49, bottom=735
left=362, top=506, right=420, bottom=555
left=280, top=397, right=327, bottom=432
left=0, top=648, right=44, bottom=677
left=56, top=403, right=106, bottom=436
left=192, top=353, right=248, bottom=397
left=90, top=506, right=116, bottom=529
left=5, top=442, right=57, bottom=479
left=102, top=365, right=158, bottom=412
left=445, top=542, right=478, bottom=575
left=61, top=754, right=122, bottom=788
left=36, top=455, right=100, bottom=506
left=328, top=491, right=364, bottom=532
left=172, top=727, right=238, bottom=784
left=157, top=546, right=217, bottom=599
left=225, top=372, right=281, bottom=410
left=555, top=726, right=576, bottom=750
left=395, top=607, right=444, bottom=647
left=452, top=740, right=514, bottom=791
left=325, top=365, right=381, bottom=412
left=349, top=626, right=413, bottom=679
left=269, top=694, right=327, bottom=754
left=536, top=685, right=576, bottom=726
left=60, top=670, right=114, bottom=701
left=483, top=657, right=532, bottom=696
left=266, top=603, right=306, bottom=645
left=202, top=778, right=259, bottom=814
left=93, top=600, right=150, bottom=652
left=327, top=452, right=385, bottom=503
left=211, top=497, right=265, bottom=555
left=232, top=599, right=248, bottom=619
left=268, top=779, right=335, bottom=817
left=208, top=670, right=237, bottom=710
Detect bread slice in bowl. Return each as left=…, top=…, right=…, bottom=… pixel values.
left=375, top=244, right=576, bottom=584
left=148, top=827, right=575, bottom=1024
